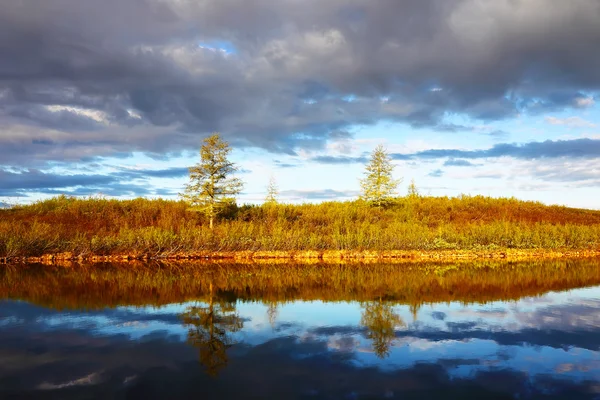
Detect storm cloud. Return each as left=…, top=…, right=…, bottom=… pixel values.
left=1, top=0, right=600, bottom=167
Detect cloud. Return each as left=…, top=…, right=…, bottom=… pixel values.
left=1, top=0, right=600, bottom=167
left=312, top=138, right=600, bottom=165
left=280, top=189, right=360, bottom=200
left=545, top=116, right=596, bottom=128
left=310, top=155, right=368, bottom=165
left=575, top=96, right=595, bottom=108
left=400, top=138, right=600, bottom=160
left=487, top=130, right=510, bottom=139
left=428, top=169, right=444, bottom=178
left=515, top=301, right=600, bottom=331
left=113, top=166, right=189, bottom=179
left=443, top=159, right=478, bottom=167
left=0, top=167, right=188, bottom=197
left=521, top=159, right=600, bottom=186
left=273, top=160, right=299, bottom=169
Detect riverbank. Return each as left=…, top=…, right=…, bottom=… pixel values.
left=3, top=196, right=600, bottom=259
left=2, top=248, right=600, bottom=264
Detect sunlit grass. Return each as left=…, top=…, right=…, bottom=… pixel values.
left=1, top=194, right=600, bottom=257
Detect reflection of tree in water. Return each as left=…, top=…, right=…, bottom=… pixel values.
left=409, top=302, right=421, bottom=323
left=266, top=301, right=278, bottom=329
left=360, top=299, right=405, bottom=358
left=180, top=284, right=243, bottom=376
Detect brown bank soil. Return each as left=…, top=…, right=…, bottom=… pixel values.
left=2, top=248, right=600, bottom=264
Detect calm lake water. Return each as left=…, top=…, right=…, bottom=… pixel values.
left=1, top=260, right=600, bottom=399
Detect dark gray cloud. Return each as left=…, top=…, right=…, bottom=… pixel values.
left=0, top=0, right=599, bottom=167
left=0, top=167, right=188, bottom=197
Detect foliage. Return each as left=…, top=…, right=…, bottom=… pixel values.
left=360, top=145, right=401, bottom=206
left=181, top=287, right=243, bottom=376
left=5, top=259, right=600, bottom=368
left=407, top=179, right=419, bottom=198
left=2, top=259, right=600, bottom=310
left=264, top=176, right=279, bottom=205
left=2, top=194, right=600, bottom=257
left=4, top=258, right=600, bottom=368
left=360, top=300, right=404, bottom=358
left=181, top=133, right=243, bottom=228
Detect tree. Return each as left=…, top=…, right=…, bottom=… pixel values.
left=360, top=299, right=404, bottom=358
left=359, top=144, right=401, bottom=206
left=264, top=176, right=279, bottom=205
left=266, top=301, right=278, bottom=329
left=181, top=133, right=243, bottom=229
left=407, top=178, right=419, bottom=198
left=181, top=283, right=244, bottom=377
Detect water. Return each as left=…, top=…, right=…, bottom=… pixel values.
left=1, top=260, right=600, bottom=399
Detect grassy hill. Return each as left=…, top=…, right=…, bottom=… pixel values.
left=1, top=195, right=600, bottom=258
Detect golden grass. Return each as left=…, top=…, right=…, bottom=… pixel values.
left=2, top=194, right=600, bottom=258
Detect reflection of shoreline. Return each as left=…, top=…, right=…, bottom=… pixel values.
left=2, top=282, right=600, bottom=395
left=2, top=259, right=600, bottom=310
left=4, top=248, right=600, bottom=264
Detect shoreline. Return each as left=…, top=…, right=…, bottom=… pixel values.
left=2, top=248, right=600, bottom=264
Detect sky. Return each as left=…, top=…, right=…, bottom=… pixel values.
left=1, top=0, right=600, bottom=208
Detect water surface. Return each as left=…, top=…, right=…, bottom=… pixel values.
left=1, top=260, right=600, bottom=399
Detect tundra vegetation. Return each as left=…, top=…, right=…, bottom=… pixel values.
left=1, top=134, right=600, bottom=258
left=2, top=194, right=600, bottom=258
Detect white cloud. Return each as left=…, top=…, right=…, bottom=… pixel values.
left=46, top=105, right=109, bottom=124
left=545, top=116, right=596, bottom=128
left=575, top=96, right=595, bottom=108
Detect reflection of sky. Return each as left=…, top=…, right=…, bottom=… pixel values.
left=2, top=286, right=600, bottom=386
